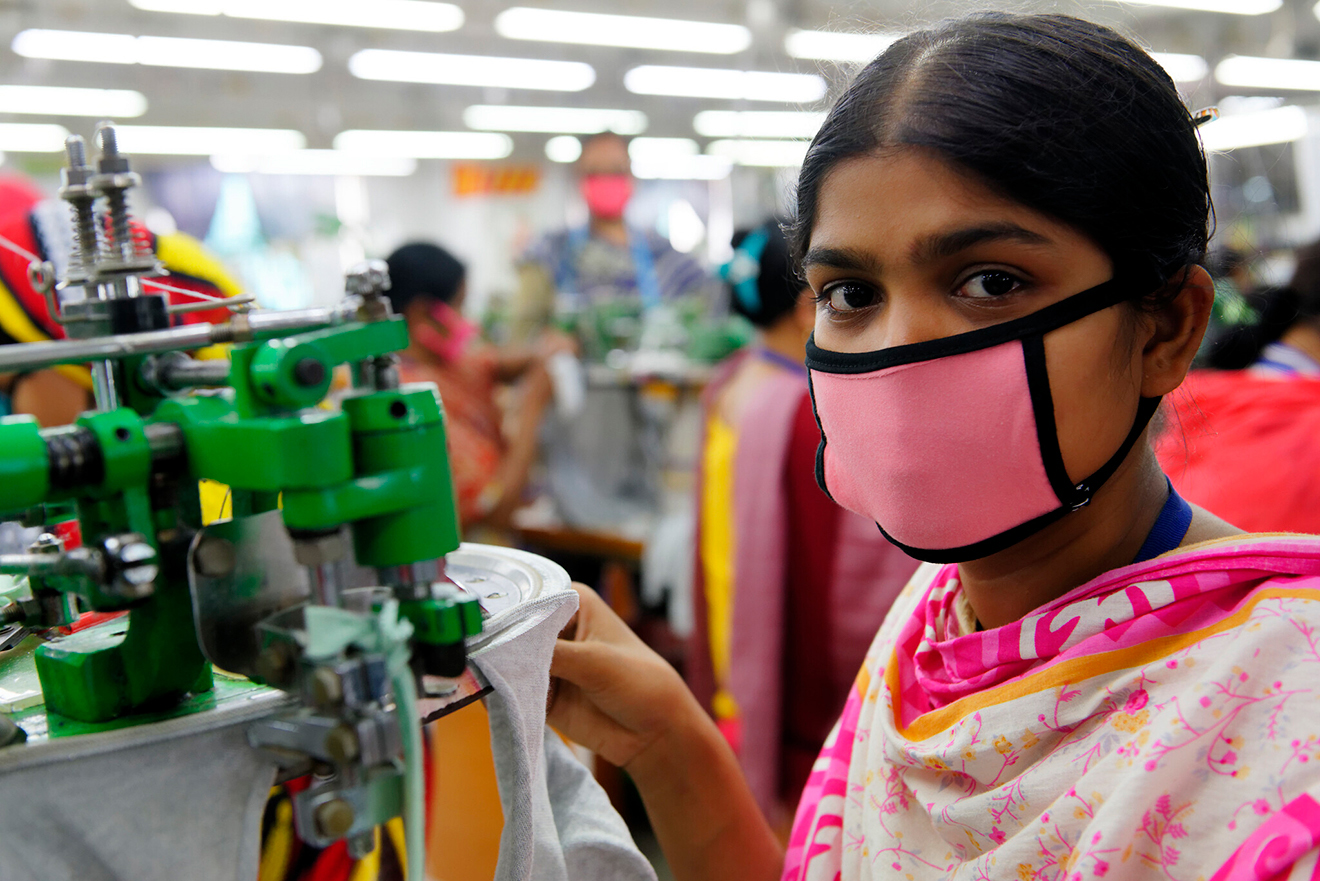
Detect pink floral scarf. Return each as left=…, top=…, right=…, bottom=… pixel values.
left=784, top=535, right=1320, bottom=881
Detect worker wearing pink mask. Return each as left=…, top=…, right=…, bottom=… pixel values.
left=387, top=241, right=571, bottom=528
left=514, top=132, right=714, bottom=340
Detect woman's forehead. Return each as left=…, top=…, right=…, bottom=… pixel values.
left=808, top=151, right=1094, bottom=265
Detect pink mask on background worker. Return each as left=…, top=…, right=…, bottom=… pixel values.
left=414, top=300, right=477, bottom=363
left=580, top=173, right=632, bottom=220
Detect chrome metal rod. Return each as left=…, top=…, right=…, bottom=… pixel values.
left=0, top=550, right=99, bottom=578
left=91, top=360, right=119, bottom=410
left=308, top=561, right=345, bottom=608
left=0, top=301, right=360, bottom=374
left=142, top=354, right=230, bottom=391
left=0, top=324, right=215, bottom=373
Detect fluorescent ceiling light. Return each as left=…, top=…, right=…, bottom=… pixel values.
left=334, top=130, right=513, bottom=160
left=211, top=150, right=417, bottom=176
left=545, top=136, right=582, bottom=163
left=632, top=155, right=732, bottom=180
left=12, top=29, right=320, bottom=74
left=707, top=138, right=809, bottom=167
left=628, top=137, right=699, bottom=161
left=1119, top=0, right=1280, bottom=13
left=694, top=109, right=825, bottom=138
left=12, top=30, right=137, bottom=64
left=625, top=66, right=827, bottom=103
left=1198, top=105, right=1307, bottom=150
left=129, top=0, right=463, bottom=32
left=494, top=7, right=750, bottom=54
left=463, top=105, right=646, bottom=135
left=1150, top=52, right=1209, bottom=82
left=0, top=123, right=71, bottom=152
left=113, top=125, right=306, bottom=155
left=0, top=85, right=147, bottom=117
left=784, top=29, right=901, bottom=62
left=137, top=36, right=321, bottom=73
left=350, top=49, right=594, bottom=92
left=1216, top=55, right=1320, bottom=90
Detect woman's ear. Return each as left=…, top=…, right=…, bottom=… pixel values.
left=1141, top=265, right=1214, bottom=397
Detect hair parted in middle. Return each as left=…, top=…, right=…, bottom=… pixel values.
left=789, top=13, right=1211, bottom=302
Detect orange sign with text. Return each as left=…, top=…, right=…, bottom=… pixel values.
left=451, top=163, right=542, bottom=197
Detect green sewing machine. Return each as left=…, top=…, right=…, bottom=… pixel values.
left=0, top=123, right=522, bottom=875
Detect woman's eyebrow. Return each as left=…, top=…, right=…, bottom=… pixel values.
left=801, top=246, right=884, bottom=274
left=910, top=222, right=1053, bottom=263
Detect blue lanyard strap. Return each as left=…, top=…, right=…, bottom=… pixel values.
left=1132, top=478, right=1193, bottom=564
left=560, top=227, right=663, bottom=312
left=754, top=347, right=807, bottom=376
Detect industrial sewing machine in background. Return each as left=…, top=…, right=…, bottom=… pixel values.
left=0, top=122, right=563, bottom=879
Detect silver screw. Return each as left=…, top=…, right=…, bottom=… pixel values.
left=97, top=121, right=119, bottom=159
left=65, top=135, right=86, bottom=169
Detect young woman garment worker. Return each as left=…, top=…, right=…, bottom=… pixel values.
left=547, top=13, right=1320, bottom=881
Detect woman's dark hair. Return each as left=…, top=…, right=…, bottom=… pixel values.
left=726, top=222, right=800, bottom=328
left=1205, top=240, right=1320, bottom=369
left=384, top=241, right=466, bottom=313
left=789, top=13, right=1210, bottom=299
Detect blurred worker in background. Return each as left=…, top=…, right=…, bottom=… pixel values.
left=687, top=221, right=918, bottom=825
left=513, top=131, right=713, bottom=340
left=0, top=173, right=239, bottom=425
left=1157, top=239, right=1320, bottom=533
left=387, top=241, right=569, bottom=529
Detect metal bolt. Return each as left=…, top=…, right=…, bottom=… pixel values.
left=193, top=536, right=237, bottom=578
left=309, top=667, right=344, bottom=708
left=314, top=798, right=356, bottom=839
left=0, top=601, right=25, bottom=627
left=95, top=125, right=130, bottom=175
left=65, top=135, right=86, bottom=168
left=346, top=831, right=376, bottom=860
left=292, top=357, right=326, bottom=388
left=102, top=534, right=158, bottom=599
left=98, top=122, right=118, bottom=156
left=27, top=533, right=62, bottom=556
left=344, top=259, right=391, bottom=297
left=324, top=723, right=361, bottom=764
left=254, top=642, right=295, bottom=687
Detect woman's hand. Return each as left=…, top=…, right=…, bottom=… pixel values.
left=548, top=583, right=784, bottom=881
left=548, top=583, right=697, bottom=769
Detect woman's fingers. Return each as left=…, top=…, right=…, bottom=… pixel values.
left=549, top=635, right=619, bottom=692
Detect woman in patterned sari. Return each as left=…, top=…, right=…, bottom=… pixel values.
left=544, top=13, right=1320, bottom=881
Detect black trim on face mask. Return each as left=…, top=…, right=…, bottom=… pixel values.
left=804, top=277, right=1134, bottom=374
left=805, top=370, right=836, bottom=504
left=1021, top=334, right=1077, bottom=505
left=876, top=504, right=1074, bottom=564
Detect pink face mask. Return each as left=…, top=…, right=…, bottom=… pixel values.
left=414, top=300, right=477, bottom=363
left=580, top=173, right=632, bottom=220
left=806, top=277, right=1161, bottom=563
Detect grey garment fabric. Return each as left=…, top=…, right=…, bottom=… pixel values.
left=468, top=566, right=656, bottom=881
left=544, top=730, right=658, bottom=881
left=0, top=693, right=282, bottom=881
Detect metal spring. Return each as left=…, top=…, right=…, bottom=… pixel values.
left=45, top=426, right=104, bottom=491
left=67, top=199, right=100, bottom=279
left=102, top=189, right=135, bottom=264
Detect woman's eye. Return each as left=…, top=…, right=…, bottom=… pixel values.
left=821, top=281, right=879, bottom=313
left=957, top=271, right=1022, bottom=299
